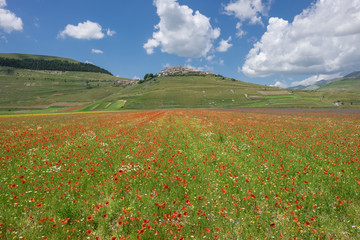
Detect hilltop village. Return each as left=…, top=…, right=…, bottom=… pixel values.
left=157, top=66, right=215, bottom=77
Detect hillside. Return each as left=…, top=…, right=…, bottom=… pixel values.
left=96, top=75, right=337, bottom=109
left=0, top=53, right=79, bottom=63
left=0, top=65, right=134, bottom=114
left=1, top=54, right=359, bottom=113
left=317, top=78, right=360, bottom=106
left=0, top=53, right=112, bottom=75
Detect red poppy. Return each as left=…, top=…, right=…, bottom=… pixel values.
left=270, top=222, right=275, bottom=228
left=87, top=216, right=93, bottom=221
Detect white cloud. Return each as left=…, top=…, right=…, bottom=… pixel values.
left=242, top=0, right=360, bottom=77
left=59, top=20, right=105, bottom=40
left=184, top=63, right=213, bottom=72
left=271, top=80, right=288, bottom=88
left=144, top=0, right=220, bottom=58
left=216, top=37, right=232, bottom=52
left=235, top=22, right=246, bottom=37
left=106, top=28, right=116, bottom=37
left=224, top=0, right=265, bottom=23
left=290, top=73, right=341, bottom=87
left=1, top=35, right=7, bottom=42
left=0, top=1, right=23, bottom=33
left=0, top=0, right=6, bottom=8
left=91, top=48, right=104, bottom=54
left=206, top=55, right=215, bottom=61
left=224, top=0, right=268, bottom=36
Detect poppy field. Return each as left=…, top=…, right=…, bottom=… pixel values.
left=0, top=109, right=359, bottom=240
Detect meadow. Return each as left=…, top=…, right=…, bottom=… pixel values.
left=0, top=109, right=359, bottom=239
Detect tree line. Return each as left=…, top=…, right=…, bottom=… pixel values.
left=0, top=57, right=112, bottom=75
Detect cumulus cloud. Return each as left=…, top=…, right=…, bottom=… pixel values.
left=271, top=80, right=288, bottom=89
left=59, top=20, right=106, bottom=40
left=91, top=48, right=104, bottom=54
left=0, top=0, right=23, bottom=33
left=144, top=0, right=220, bottom=58
left=242, top=0, right=360, bottom=77
left=217, top=37, right=232, bottom=52
left=224, top=0, right=268, bottom=37
left=0, top=0, right=6, bottom=8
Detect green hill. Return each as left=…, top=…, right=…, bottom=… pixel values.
left=1, top=53, right=359, bottom=113
left=0, top=53, right=80, bottom=63
left=98, top=75, right=337, bottom=109
left=0, top=65, right=134, bottom=114
left=0, top=53, right=112, bottom=75
left=318, top=77, right=360, bottom=105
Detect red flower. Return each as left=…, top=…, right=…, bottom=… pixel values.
left=86, top=229, right=92, bottom=235
left=87, top=216, right=93, bottom=221
left=270, top=222, right=275, bottom=228
left=305, top=221, right=311, bottom=226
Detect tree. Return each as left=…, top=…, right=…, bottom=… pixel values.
left=144, top=73, right=155, bottom=81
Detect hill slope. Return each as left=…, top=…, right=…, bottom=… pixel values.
left=0, top=66, right=133, bottom=113
left=0, top=53, right=112, bottom=75
left=97, top=75, right=336, bottom=109
left=0, top=53, right=80, bottom=63
left=317, top=77, right=360, bottom=105
left=1, top=53, right=359, bottom=113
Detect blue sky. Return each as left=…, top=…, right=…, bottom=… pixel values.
left=1, top=0, right=360, bottom=88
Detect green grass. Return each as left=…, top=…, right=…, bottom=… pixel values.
left=0, top=110, right=359, bottom=239
left=1, top=62, right=359, bottom=112
left=0, top=53, right=80, bottom=63
left=0, top=66, right=132, bottom=108
left=103, top=75, right=332, bottom=109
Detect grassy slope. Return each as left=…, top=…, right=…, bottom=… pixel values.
left=101, top=75, right=334, bottom=109
left=318, top=78, right=360, bottom=105
left=0, top=53, right=79, bottom=63
left=0, top=66, right=131, bottom=108
left=1, top=52, right=359, bottom=112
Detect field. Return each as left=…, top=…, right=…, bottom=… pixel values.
left=0, top=109, right=359, bottom=239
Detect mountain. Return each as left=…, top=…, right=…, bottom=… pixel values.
left=289, top=78, right=339, bottom=90
left=0, top=53, right=112, bottom=75
left=344, top=71, right=360, bottom=78
left=289, top=70, right=360, bottom=91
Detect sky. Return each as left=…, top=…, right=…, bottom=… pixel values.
left=1, top=0, right=360, bottom=88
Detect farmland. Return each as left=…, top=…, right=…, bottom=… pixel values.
left=0, top=109, right=359, bottom=239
